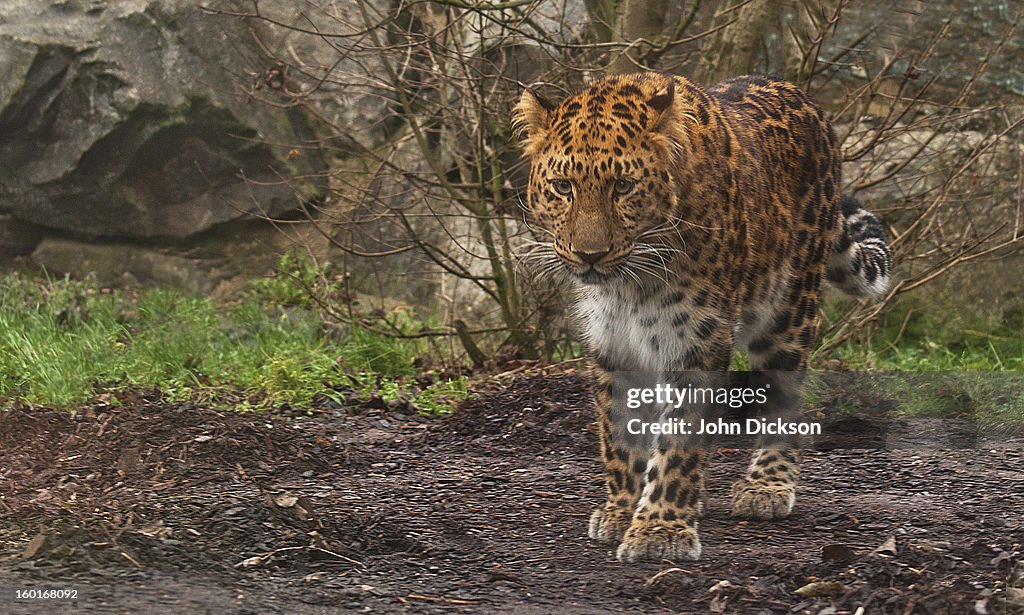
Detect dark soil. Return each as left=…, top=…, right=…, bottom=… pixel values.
left=1, top=373, right=1022, bottom=614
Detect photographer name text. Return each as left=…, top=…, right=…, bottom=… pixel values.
left=626, top=417, right=821, bottom=436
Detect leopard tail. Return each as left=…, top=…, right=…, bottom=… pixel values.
left=826, top=195, right=893, bottom=299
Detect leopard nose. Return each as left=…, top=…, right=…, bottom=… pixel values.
left=572, top=247, right=610, bottom=265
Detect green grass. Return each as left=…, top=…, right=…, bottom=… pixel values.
left=814, top=293, right=1024, bottom=426
left=0, top=265, right=466, bottom=412
left=802, top=369, right=1024, bottom=429
left=411, top=377, right=470, bottom=414
left=3, top=261, right=1022, bottom=421
left=826, top=293, right=1024, bottom=371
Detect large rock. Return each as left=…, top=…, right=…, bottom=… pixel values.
left=30, top=219, right=333, bottom=296
left=0, top=214, right=42, bottom=257
left=0, top=0, right=327, bottom=239
left=31, top=237, right=217, bottom=293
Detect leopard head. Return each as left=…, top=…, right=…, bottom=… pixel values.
left=513, top=72, right=692, bottom=285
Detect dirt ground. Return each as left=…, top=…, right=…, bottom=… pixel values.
left=1, top=372, right=1022, bottom=614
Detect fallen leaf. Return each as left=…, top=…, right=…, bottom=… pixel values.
left=20, top=534, right=47, bottom=559
left=707, top=579, right=734, bottom=592
left=235, top=555, right=265, bottom=568
left=294, top=496, right=316, bottom=521
left=794, top=581, right=845, bottom=598
left=872, top=535, right=898, bottom=557
left=273, top=494, right=298, bottom=508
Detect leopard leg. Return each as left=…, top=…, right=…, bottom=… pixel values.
left=731, top=370, right=805, bottom=519
left=588, top=367, right=646, bottom=543
left=733, top=280, right=817, bottom=519
left=616, top=318, right=730, bottom=562
left=731, top=447, right=801, bottom=519
left=616, top=447, right=706, bottom=563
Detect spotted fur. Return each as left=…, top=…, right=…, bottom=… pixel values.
left=513, top=72, right=893, bottom=563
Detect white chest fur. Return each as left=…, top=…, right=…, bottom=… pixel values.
left=577, top=284, right=697, bottom=372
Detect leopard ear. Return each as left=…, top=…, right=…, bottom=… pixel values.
left=647, top=80, right=675, bottom=114
left=647, top=79, right=686, bottom=135
left=512, top=86, right=555, bottom=156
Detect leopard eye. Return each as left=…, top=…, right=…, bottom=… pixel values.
left=613, top=179, right=636, bottom=195
left=551, top=179, right=573, bottom=196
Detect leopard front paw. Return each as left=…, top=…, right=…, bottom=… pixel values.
left=730, top=478, right=795, bottom=520
left=588, top=503, right=634, bottom=543
left=615, top=519, right=701, bottom=563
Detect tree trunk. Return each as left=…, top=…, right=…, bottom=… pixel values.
left=583, top=0, right=617, bottom=43
left=606, top=0, right=672, bottom=75
left=779, top=0, right=841, bottom=86
left=696, top=0, right=780, bottom=84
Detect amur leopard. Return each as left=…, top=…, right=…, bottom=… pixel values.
left=513, top=72, right=892, bottom=563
